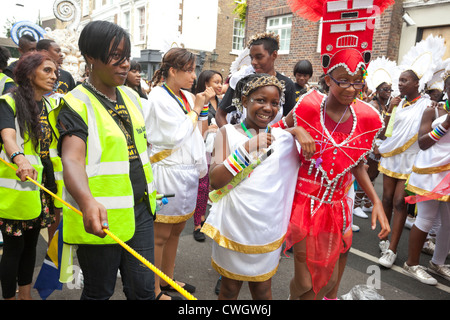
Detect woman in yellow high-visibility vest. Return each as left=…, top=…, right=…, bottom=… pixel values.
left=55, top=21, right=157, bottom=300
left=0, top=52, right=59, bottom=300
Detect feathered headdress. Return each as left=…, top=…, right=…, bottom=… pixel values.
left=287, top=0, right=395, bottom=75
left=366, top=56, right=400, bottom=95
left=399, top=34, right=446, bottom=92
left=426, top=58, right=450, bottom=92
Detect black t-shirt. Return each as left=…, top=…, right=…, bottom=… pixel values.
left=218, top=71, right=297, bottom=116
left=55, top=69, right=76, bottom=95
left=57, top=83, right=147, bottom=204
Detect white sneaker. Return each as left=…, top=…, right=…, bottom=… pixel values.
left=353, top=207, right=368, bottom=219
left=379, top=249, right=397, bottom=268
left=405, top=216, right=415, bottom=229
left=403, top=262, right=437, bottom=285
left=363, top=205, right=373, bottom=213
left=421, top=239, right=435, bottom=255
left=428, top=261, right=450, bottom=282
left=352, top=224, right=360, bottom=232
left=379, top=240, right=390, bottom=253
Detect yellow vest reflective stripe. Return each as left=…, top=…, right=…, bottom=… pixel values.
left=61, top=85, right=156, bottom=245
left=0, top=93, right=43, bottom=220
left=0, top=73, right=14, bottom=94
left=44, top=96, right=64, bottom=208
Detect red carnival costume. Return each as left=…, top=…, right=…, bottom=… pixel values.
left=277, top=0, right=394, bottom=294
left=284, top=90, right=382, bottom=293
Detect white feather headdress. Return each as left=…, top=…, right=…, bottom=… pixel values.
left=399, top=34, right=446, bottom=92
left=426, top=58, right=450, bottom=92
left=229, top=48, right=254, bottom=90
left=366, top=56, right=400, bottom=96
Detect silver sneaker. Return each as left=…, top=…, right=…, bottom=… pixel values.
left=378, top=249, right=397, bottom=268
left=403, top=262, right=437, bottom=285
left=428, top=261, right=450, bottom=282
left=421, top=239, right=435, bottom=255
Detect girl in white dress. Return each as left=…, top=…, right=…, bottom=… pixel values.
left=146, top=48, right=214, bottom=300
left=202, top=73, right=315, bottom=299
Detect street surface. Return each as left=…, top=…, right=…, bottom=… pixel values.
left=1, top=175, right=449, bottom=301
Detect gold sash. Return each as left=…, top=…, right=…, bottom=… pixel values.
left=149, top=148, right=179, bottom=163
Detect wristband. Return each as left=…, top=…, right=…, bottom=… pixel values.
left=199, top=104, right=209, bottom=118
left=10, top=151, right=25, bottom=163
left=223, top=145, right=252, bottom=176
left=428, top=124, right=448, bottom=141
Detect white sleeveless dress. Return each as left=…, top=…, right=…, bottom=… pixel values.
left=202, top=124, right=300, bottom=281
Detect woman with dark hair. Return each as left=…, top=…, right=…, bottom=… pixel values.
left=0, top=52, right=58, bottom=300
left=147, top=47, right=214, bottom=299
left=192, top=70, right=223, bottom=241
left=293, top=59, right=313, bottom=101
left=55, top=20, right=157, bottom=300
left=0, top=46, right=15, bottom=94
left=126, top=60, right=147, bottom=99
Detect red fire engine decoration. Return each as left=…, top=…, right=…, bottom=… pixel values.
left=288, top=0, right=395, bottom=74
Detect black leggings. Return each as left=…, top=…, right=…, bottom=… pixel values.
left=0, top=227, right=41, bottom=299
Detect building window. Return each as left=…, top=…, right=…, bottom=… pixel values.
left=232, top=19, right=245, bottom=52
left=123, top=11, right=130, bottom=34
left=266, top=14, right=292, bottom=54
left=138, top=7, right=146, bottom=42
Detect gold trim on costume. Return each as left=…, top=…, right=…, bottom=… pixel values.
left=201, top=223, right=285, bottom=254
left=149, top=148, right=179, bottom=163
left=405, top=184, right=450, bottom=202
left=378, top=164, right=410, bottom=180
left=155, top=210, right=194, bottom=224
left=187, top=111, right=198, bottom=128
left=211, top=258, right=278, bottom=282
left=412, top=163, right=450, bottom=175
left=380, top=134, right=418, bottom=158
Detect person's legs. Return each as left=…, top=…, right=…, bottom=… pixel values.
left=77, top=243, right=121, bottom=300
left=153, top=221, right=173, bottom=299
left=248, top=279, right=272, bottom=300
left=120, top=202, right=155, bottom=300
left=17, top=227, right=41, bottom=300
left=160, top=221, right=187, bottom=286
left=388, top=179, right=409, bottom=253
left=218, top=277, right=243, bottom=300
left=0, top=232, right=24, bottom=299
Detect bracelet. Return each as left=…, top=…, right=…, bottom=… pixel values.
left=223, top=145, right=251, bottom=176
left=385, top=112, right=391, bottom=116
left=199, top=104, right=209, bottom=118
left=428, top=124, right=448, bottom=142
left=10, top=151, right=24, bottom=163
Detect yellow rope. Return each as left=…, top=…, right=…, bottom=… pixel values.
left=0, top=157, right=197, bottom=300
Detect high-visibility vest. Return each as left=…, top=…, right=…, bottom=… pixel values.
left=0, top=93, right=44, bottom=220
left=59, top=85, right=156, bottom=245
left=0, top=73, right=14, bottom=94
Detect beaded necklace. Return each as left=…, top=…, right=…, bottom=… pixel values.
left=402, top=95, right=421, bottom=108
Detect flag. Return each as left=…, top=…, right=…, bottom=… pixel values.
left=34, top=219, right=64, bottom=300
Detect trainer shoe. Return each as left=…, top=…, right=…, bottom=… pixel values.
left=379, top=240, right=390, bottom=253
left=379, top=249, right=397, bottom=268
left=404, top=216, right=415, bottom=229
left=353, top=207, right=368, bottom=219
left=421, top=239, right=435, bottom=255
left=428, top=261, right=450, bottom=282
left=403, top=262, right=437, bottom=285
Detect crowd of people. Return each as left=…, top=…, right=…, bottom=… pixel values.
left=0, top=10, right=449, bottom=301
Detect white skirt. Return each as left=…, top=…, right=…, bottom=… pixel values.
left=151, top=163, right=199, bottom=223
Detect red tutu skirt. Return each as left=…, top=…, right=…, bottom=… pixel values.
left=285, top=166, right=353, bottom=295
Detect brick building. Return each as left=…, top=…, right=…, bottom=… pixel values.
left=245, top=0, right=404, bottom=83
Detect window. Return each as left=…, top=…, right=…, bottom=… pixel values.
left=123, top=11, right=130, bottom=34
left=266, top=15, right=292, bottom=54
left=232, top=19, right=245, bottom=52
left=138, top=7, right=146, bottom=42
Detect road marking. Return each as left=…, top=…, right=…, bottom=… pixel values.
left=350, top=247, right=450, bottom=294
